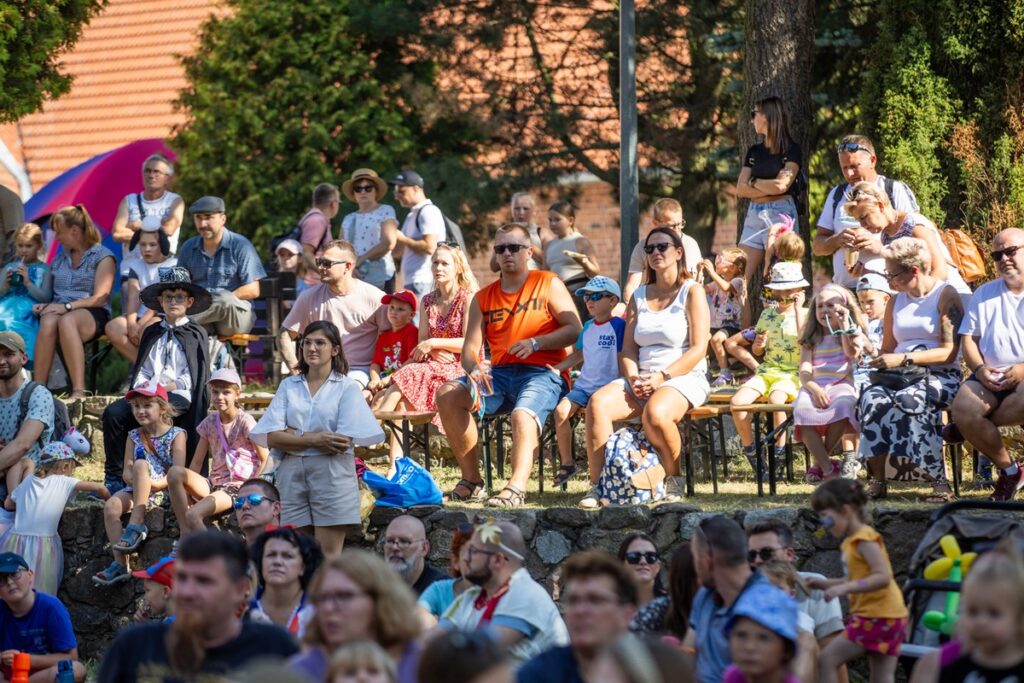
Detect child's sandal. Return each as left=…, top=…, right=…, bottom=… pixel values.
left=867, top=479, right=888, bottom=500
left=552, top=464, right=578, bottom=487
left=92, top=561, right=130, bottom=586
left=114, top=523, right=149, bottom=552
left=805, top=466, right=825, bottom=484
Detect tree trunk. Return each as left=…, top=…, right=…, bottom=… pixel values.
left=740, top=0, right=816, bottom=308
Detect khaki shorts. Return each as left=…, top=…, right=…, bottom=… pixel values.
left=276, top=453, right=360, bottom=527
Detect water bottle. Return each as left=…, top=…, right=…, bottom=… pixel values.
left=55, top=659, right=74, bottom=683
left=7, top=260, right=22, bottom=287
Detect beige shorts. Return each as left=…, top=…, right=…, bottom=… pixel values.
left=276, top=453, right=360, bottom=527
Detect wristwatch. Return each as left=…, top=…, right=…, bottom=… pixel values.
left=64, top=303, right=72, bottom=312
left=661, top=370, right=672, bottom=381
left=530, top=338, right=540, bottom=352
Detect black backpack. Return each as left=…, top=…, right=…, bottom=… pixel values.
left=17, top=381, right=71, bottom=449
left=829, top=177, right=896, bottom=221
left=416, top=203, right=468, bottom=253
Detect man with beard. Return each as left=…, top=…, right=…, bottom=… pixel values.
left=439, top=520, right=568, bottom=665
left=952, top=228, right=1024, bottom=500
left=684, top=515, right=776, bottom=683
left=383, top=515, right=445, bottom=595
left=98, top=531, right=297, bottom=682
left=233, top=479, right=282, bottom=548
left=0, top=332, right=54, bottom=486
left=517, top=550, right=637, bottom=683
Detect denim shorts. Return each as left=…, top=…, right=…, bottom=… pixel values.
left=739, top=197, right=798, bottom=250
left=564, top=385, right=596, bottom=409
left=459, top=364, right=567, bottom=431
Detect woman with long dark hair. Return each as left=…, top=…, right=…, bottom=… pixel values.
left=249, top=527, right=324, bottom=638
left=251, top=321, right=385, bottom=556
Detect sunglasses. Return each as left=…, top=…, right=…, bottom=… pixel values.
left=494, top=244, right=529, bottom=254
left=838, top=142, right=872, bottom=155
left=233, top=493, right=273, bottom=509
left=991, top=245, right=1022, bottom=262
left=624, top=551, right=659, bottom=565
left=643, top=242, right=673, bottom=254
left=439, top=241, right=462, bottom=250
left=583, top=292, right=611, bottom=302
left=748, top=547, right=781, bottom=563
left=316, top=258, right=349, bottom=269
left=353, top=184, right=376, bottom=193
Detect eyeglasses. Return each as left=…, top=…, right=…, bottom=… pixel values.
left=0, top=568, right=25, bottom=585
left=838, top=142, right=872, bottom=155
left=885, top=269, right=909, bottom=282
left=301, top=338, right=332, bottom=349
left=583, top=292, right=611, bottom=302
left=353, top=184, right=376, bottom=193
left=316, top=258, right=349, bottom=269
left=748, top=547, right=783, bottom=563
left=233, top=493, right=273, bottom=509
left=466, top=545, right=497, bottom=560
left=643, top=243, right=673, bottom=255
left=494, top=244, right=528, bottom=255
left=160, top=295, right=189, bottom=304
left=144, top=168, right=168, bottom=176
left=991, top=245, right=1022, bottom=262
left=439, top=241, right=462, bottom=250
left=384, top=537, right=424, bottom=549
left=624, top=551, right=659, bottom=565
left=564, top=592, right=623, bottom=608
left=312, top=589, right=367, bottom=608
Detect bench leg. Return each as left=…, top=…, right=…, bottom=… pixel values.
left=481, top=420, right=493, bottom=491
left=422, top=423, right=431, bottom=473
left=683, top=419, right=696, bottom=497
left=717, top=415, right=728, bottom=478
left=754, top=412, right=764, bottom=497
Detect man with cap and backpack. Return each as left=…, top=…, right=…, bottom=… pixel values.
left=0, top=332, right=58, bottom=498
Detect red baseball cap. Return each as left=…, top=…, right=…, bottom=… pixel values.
left=125, top=381, right=169, bottom=402
left=381, top=290, right=418, bottom=313
left=131, top=556, right=175, bottom=588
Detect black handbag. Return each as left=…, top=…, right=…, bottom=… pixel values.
left=869, top=365, right=929, bottom=391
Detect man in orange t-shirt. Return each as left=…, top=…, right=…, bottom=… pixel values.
left=437, top=224, right=582, bottom=507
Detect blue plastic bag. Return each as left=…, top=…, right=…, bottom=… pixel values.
left=361, top=457, right=443, bottom=508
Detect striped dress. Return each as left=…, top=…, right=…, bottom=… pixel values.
left=792, top=334, right=859, bottom=435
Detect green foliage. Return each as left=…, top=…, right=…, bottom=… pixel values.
left=0, top=0, right=105, bottom=122
left=172, top=0, right=489, bottom=253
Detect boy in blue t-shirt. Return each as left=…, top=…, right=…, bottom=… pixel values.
left=548, top=276, right=626, bottom=491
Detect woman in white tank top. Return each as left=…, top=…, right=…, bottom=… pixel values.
left=581, top=227, right=711, bottom=507
left=857, top=237, right=964, bottom=503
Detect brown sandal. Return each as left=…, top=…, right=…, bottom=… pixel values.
left=867, top=479, right=887, bottom=500
left=485, top=485, right=526, bottom=508
left=444, top=479, right=486, bottom=503
left=925, top=483, right=955, bottom=504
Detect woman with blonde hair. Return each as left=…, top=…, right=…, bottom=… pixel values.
left=0, top=223, right=53, bottom=363
left=843, top=181, right=972, bottom=301
left=372, top=243, right=478, bottom=468
left=32, top=205, right=116, bottom=399
left=857, top=237, right=963, bottom=502
left=290, top=550, right=422, bottom=683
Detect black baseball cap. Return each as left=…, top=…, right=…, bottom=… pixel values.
left=386, top=170, right=424, bottom=188
left=0, top=553, right=29, bottom=574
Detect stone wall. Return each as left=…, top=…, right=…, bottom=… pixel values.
left=60, top=500, right=938, bottom=660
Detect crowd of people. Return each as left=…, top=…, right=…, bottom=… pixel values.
left=0, top=94, right=1019, bottom=680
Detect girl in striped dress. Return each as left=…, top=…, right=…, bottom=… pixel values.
left=793, top=284, right=872, bottom=483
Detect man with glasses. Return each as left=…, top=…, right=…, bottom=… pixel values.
left=176, top=196, right=266, bottom=340
left=813, top=135, right=918, bottom=288
left=952, top=228, right=1024, bottom=500
left=383, top=515, right=445, bottom=595
left=439, top=520, right=568, bottom=664
left=518, top=550, right=636, bottom=683
left=280, top=239, right=390, bottom=386
left=297, top=183, right=341, bottom=286
left=622, top=198, right=702, bottom=305
left=0, top=552, right=86, bottom=681
left=100, top=267, right=210, bottom=494
left=746, top=519, right=845, bottom=679
left=232, top=479, right=281, bottom=547
left=111, top=153, right=184, bottom=262
left=389, top=170, right=445, bottom=299
left=436, top=224, right=581, bottom=507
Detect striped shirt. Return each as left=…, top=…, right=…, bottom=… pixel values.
left=810, top=334, right=852, bottom=387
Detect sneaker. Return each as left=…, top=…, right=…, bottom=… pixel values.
left=710, top=372, right=733, bottom=389
left=579, top=484, right=601, bottom=509
left=841, top=454, right=862, bottom=479
left=663, top=476, right=685, bottom=502
left=991, top=465, right=1024, bottom=502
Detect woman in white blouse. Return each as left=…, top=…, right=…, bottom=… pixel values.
left=251, top=320, right=384, bottom=556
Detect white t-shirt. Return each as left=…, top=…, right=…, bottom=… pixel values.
left=400, top=200, right=446, bottom=286
left=342, top=205, right=397, bottom=282
left=816, top=176, right=917, bottom=288
left=574, top=317, right=627, bottom=393
left=796, top=571, right=844, bottom=640
left=441, top=567, right=569, bottom=664
left=960, top=278, right=1024, bottom=369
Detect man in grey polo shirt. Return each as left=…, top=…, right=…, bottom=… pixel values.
left=176, top=197, right=266, bottom=337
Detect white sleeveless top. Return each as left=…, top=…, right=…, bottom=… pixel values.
left=124, top=190, right=183, bottom=259
left=634, top=280, right=707, bottom=377
left=893, top=280, right=958, bottom=370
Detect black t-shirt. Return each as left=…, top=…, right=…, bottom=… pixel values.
left=96, top=621, right=298, bottom=683
left=412, top=563, right=448, bottom=596
left=938, top=653, right=1024, bottom=683
left=743, top=141, right=803, bottom=191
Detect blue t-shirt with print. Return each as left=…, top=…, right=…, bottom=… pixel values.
left=0, top=591, right=77, bottom=655
left=0, top=381, right=54, bottom=463
left=574, top=316, right=626, bottom=393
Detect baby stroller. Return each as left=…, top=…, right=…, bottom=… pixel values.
left=898, top=500, right=1024, bottom=675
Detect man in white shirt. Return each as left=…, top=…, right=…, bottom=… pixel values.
left=812, top=135, right=918, bottom=288
left=111, top=153, right=185, bottom=261
left=439, top=520, right=568, bottom=665
left=389, top=170, right=446, bottom=300
left=952, top=228, right=1024, bottom=501
left=621, top=198, right=701, bottom=305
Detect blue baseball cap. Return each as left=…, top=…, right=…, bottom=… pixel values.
left=0, top=552, right=29, bottom=574
left=574, top=275, right=621, bottom=300
left=855, top=272, right=892, bottom=295
left=726, top=581, right=799, bottom=645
